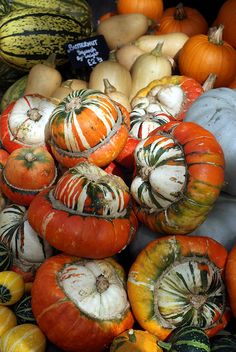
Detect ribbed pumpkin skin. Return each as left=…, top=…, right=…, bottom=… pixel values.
left=28, top=162, right=138, bottom=258
left=0, top=8, right=92, bottom=70
left=32, top=254, right=134, bottom=352
left=157, top=4, right=208, bottom=37
left=117, top=0, right=163, bottom=21
left=131, top=121, right=225, bottom=235
left=49, top=89, right=130, bottom=168
left=127, top=235, right=230, bottom=340
left=178, top=30, right=236, bottom=88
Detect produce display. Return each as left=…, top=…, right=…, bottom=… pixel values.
left=0, top=0, right=235, bottom=351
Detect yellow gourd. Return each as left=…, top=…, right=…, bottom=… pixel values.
left=24, top=53, right=62, bottom=97
left=0, top=271, right=24, bottom=305
left=0, top=306, right=17, bottom=337
left=0, top=324, right=46, bottom=352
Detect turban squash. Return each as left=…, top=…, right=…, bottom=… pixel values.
left=49, top=89, right=130, bottom=168
left=130, top=121, right=225, bottom=235
left=28, top=161, right=138, bottom=258
left=127, top=235, right=230, bottom=340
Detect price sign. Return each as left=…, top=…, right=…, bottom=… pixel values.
left=66, top=35, right=110, bottom=69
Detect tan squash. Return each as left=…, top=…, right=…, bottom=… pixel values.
left=51, top=79, right=88, bottom=103
left=24, top=53, right=62, bottom=97
left=134, top=32, right=189, bottom=59
left=89, top=56, right=132, bottom=97
left=129, top=42, right=172, bottom=101
left=115, top=44, right=145, bottom=71
left=103, top=79, right=131, bottom=112
left=97, top=13, right=151, bottom=50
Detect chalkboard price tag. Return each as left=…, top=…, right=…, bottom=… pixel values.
left=66, top=35, right=110, bottom=69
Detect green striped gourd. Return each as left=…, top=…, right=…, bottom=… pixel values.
left=159, top=326, right=210, bottom=352
left=0, top=8, right=92, bottom=70
left=0, top=0, right=10, bottom=18
left=0, top=59, right=24, bottom=91
left=9, top=0, right=92, bottom=27
left=0, top=242, right=13, bottom=271
left=210, top=331, right=236, bottom=352
left=12, top=293, right=36, bottom=325
left=0, top=75, right=28, bottom=113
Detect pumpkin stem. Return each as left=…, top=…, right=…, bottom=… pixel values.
left=103, top=78, right=116, bottom=94
left=24, top=152, right=37, bottom=163
left=158, top=341, right=172, bottom=351
left=208, top=24, right=224, bottom=45
left=65, top=97, right=82, bottom=112
left=128, top=329, right=137, bottom=343
left=108, top=50, right=117, bottom=62
left=151, top=42, right=164, bottom=56
left=174, top=3, right=187, bottom=20
left=96, top=274, right=109, bottom=294
left=61, top=80, right=74, bottom=90
left=202, top=73, right=217, bottom=91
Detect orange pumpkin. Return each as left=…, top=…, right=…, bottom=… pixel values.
left=225, top=244, right=236, bottom=317
left=228, top=76, right=236, bottom=88
left=156, top=3, right=208, bottom=37
left=117, top=0, right=163, bottom=21
left=0, top=149, right=9, bottom=171
left=213, top=0, right=236, bottom=48
left=0, top=146, right=57, bottom=205
left=178, top=25, right=236, bottom=88
left=127, top=235, right=230, bottom=340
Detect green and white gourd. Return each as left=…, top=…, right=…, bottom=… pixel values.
left=210, top=331, right=236, bottom=352
left=0, top=242, right=13, bottom=271
left=12, top=293, right=36, bottom=325
left=0, top=204, right=53, bottom=274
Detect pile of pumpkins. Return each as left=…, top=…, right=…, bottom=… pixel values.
left=0, top=0, right=236, bottom=351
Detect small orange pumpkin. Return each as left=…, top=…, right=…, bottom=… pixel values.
left=178, top=25, right=236, bottom=87
left=213, top=0, right=236, bottom=48
left=156, top=3, right=208, bottom=37
left=117, top=0, right=163, bottom=21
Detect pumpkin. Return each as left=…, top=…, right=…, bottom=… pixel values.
left=0, top=94, right=57, bottom=153
left=0, top=204, right=53, bottom=278
left=210, top=330, right=236, bottom=351
left=178, top=25, right=236, bottom=88
left=115, top=136, right=140, bottom=171
left=127, top=235, right=230, bottom=340
left=28, top=161, right=138, bottom=259
left=117, top=0, right=164, bottom=21
left=184, top=87, right=236, bottom=196
left=0, top=271, right=24, bottom=305
left=158, top=326, right=210, bottom=352
left=49, top=89, right=130, bottom=168
left=130, top=121, right=225, bottom=235
left=131, top=75, right=204, bottom=120
left=156, top=3, right=208, bottom=37
left=0, top=323, right=46, bottom=352
left=110, top=329, right=163, bottom=352
left=0, top=241, right=13, bottom=271
left=225, top=244, right=236, bottom=317
left=31, top=254, right=134, bottom=352
left=0, top=148, right=9, bottom=171
left=12, top=293, right=35, bottom=325
left=0, top=306, right=17, bottom=337
left=0, top=146, right=57, bottom=205
left=213, top=0, right=236, bottom=48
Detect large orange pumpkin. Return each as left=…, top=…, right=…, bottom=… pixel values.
left=157, top=3, right=208, bottom=37
left=127, top=235, right=230, bottom=340
left=213, top=0, right=236, bottom=48
left=117, top=0, right=163, bottom=21
left=178, top=25, right=236, bottom=88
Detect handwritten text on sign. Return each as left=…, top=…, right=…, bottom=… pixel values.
left=66, top=35, right=110, bottom=69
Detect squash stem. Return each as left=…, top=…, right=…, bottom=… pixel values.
left=202, top=73, right=217, bottom=91
left=103, top=78, right=116, bottom=93
left=151, top=41, right=164, bottom=56
left=44, top=53, right=57, bottom=67
left=208, top=24, right=224, bottom=45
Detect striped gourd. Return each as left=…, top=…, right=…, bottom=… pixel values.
left=0, top=0, right=10, bottom=18
left=12, top=293, right=36, bottom=325
left=0, top=75, right=28, bottom=113
left=0, top=271, right=24, bottom=305
left=210, top=331, right=236, bottom=352
left=0, top=242, right=13, bottom=271
left=0, top=323, right=46, bottom=352
left=159, top=326, right=210, bottom=352
left=0, top=306, right=17, bottom=337
left=0, top=8, right=92, bottom=70
left=9, top=0, right=92, bottom=26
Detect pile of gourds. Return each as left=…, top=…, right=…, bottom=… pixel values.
left=0, top=0, right=236, bottom=351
